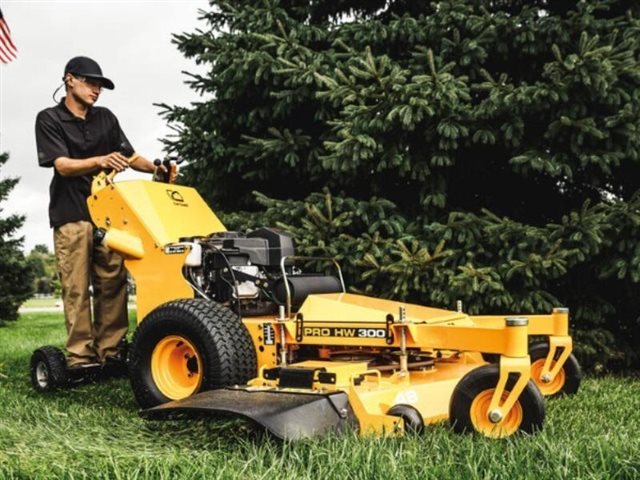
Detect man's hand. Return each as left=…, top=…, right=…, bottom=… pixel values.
left=98, top=152, right=130, bottom=172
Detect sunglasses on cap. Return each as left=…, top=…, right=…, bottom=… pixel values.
left=71, top=74, right=105, bottom=90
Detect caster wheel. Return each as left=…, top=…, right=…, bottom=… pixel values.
left=30, top=346, right=68, bottom=392
left=450, top=364, right=545, bottom=438
left=529, top=342, right=581, bottom=397
left=388, top=404, right=424, bottom=434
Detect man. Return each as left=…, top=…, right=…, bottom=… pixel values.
left=35, top=56, right=157, bottom=369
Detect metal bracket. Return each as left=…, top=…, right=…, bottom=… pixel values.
left=263, top=367, right=281, bottom=381
left=295, top=313, right=304, bottom=342
left=318, top=372, right=337, bottom=385
left=280, top=255, right=346, bottom=318
left=385, top=314, right=395, bottom=345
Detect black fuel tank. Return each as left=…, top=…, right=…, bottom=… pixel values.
left=272, top=275, right=343, bottom=308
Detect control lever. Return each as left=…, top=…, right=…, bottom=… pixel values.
left=153, top=157, right=183, bottom=184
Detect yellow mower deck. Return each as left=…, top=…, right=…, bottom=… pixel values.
left=143, top=358, right=480, bottom=439
left=146, top=292, right=570, bottom=439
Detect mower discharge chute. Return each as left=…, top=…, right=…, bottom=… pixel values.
left=30, top=156, right=581, bottom=440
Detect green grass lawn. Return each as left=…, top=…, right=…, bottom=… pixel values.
left=1, top=312, right=639, bottom=479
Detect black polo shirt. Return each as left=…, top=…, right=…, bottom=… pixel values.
left=35, top=98, right=133, bottom=227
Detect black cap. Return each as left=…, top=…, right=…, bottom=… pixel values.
left=63, top=56, right=115, bottom=90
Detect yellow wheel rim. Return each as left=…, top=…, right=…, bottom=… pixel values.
left=531, top=358, right=565, bottom=396
left=470, top=389, right=523, bottom=438
left=151, top=335, right=203, bottom=400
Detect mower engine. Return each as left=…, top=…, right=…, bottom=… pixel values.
left=181, top=227, right=343, bottom=316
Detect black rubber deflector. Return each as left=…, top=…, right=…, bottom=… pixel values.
left=141, top=387, right=356, bottom=440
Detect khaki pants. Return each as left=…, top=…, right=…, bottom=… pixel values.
left=54, top=221, right=128, bottom=366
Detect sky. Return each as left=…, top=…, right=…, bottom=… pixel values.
left=0, top=0, right=209, bottom=252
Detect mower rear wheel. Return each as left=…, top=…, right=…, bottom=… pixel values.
left=129, top=299, right=257, bottom=409
left=449, top=365, right=545, bottom=438
left=30, top=346, right=68, bottom=392
left=529, top=342, right=581, bottom=397
left=388, top=404, right=424, bottom=434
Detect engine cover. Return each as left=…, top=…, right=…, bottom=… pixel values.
left=244, top=227, right=295, bottom=266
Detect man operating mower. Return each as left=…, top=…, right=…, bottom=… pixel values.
left=35, top=56, right=158, bottom=372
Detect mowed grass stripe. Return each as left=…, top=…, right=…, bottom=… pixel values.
left=0, top=312, right=639, bottom=479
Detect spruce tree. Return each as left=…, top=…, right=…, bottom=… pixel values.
left=162, top=1, right=640, bottom=370
left=0, top=152, right=34, bottom=323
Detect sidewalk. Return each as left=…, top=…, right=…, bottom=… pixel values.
left=19, top=304, right=137, bottom=314
left=20, top=294, right=138, bottom=314
left=19, top=306, right=64, bottom=313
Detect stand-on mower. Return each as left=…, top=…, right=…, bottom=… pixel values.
left=30, top=154, right=581, bottom=439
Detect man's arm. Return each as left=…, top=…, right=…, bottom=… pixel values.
left=53, top=152, right=130, bottom=177
left=130, top=155, right=157, bottom=173
left=55, top=153, right=161, bottom=176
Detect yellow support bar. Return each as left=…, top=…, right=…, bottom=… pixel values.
left=488, top=355, right=531, bottom=421
left=404, top=318, right=529, bottom=357
left=484, top=317, right=531, bottom=422
left=471, top=307, right=570, bottom=336
left=538, top=335, right=573, bottom=381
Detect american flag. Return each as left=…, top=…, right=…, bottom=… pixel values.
left=0, top=8, right=18, bottom=64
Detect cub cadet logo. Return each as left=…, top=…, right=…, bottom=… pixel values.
left=303, top=327, right=387, bottom=339
left=166, top=189, right=188, bottom=207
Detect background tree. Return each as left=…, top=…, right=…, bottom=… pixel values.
left=161, top=0, right=640, bottom=370
left=26, top=244, right=59, bottom=296
left=0, top=152, right=34, bottom=324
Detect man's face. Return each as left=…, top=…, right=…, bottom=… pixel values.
left=67, top=74, right=103, bottom=106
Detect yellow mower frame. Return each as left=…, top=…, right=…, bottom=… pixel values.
left=87, top=165, right=578, bottom=440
